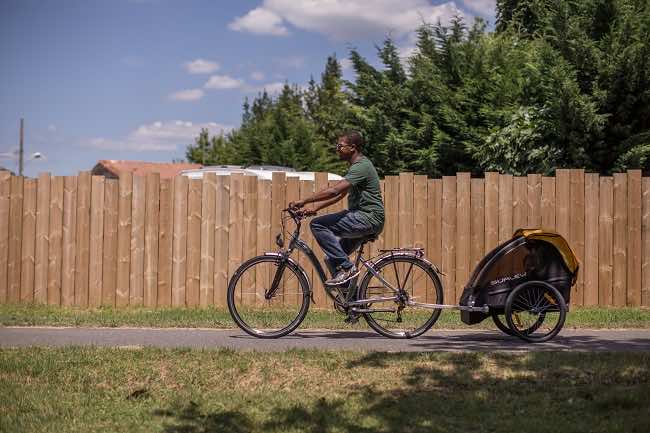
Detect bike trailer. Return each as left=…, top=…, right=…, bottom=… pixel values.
left=458, top=229, right=579, bottom=325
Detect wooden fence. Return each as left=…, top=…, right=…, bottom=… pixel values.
left=0, top=169, right=648, bottom=309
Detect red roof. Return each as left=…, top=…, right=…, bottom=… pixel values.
left=92, top=160, right=202, bottom=179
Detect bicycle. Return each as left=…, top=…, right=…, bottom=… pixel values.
left=227, top=207, right=451, bottom=339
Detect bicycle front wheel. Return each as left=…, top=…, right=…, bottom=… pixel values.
left=359, top=255, right=443, bottom=338
left=227, top=255, right=310, bottom=338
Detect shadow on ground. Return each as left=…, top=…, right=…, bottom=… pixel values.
left=152, top=351, right=650, bottom=433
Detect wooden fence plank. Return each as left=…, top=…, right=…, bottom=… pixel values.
left=398, top=172, right=415, bottom=296
left=74, top=172, right=91, bottom=306
left=456, top=173, right=470, bottom=299
left=157, top=178, right=173, bottom=307
left=8, top=176, right=23, bottom=303
left=214, top=175, right=229, bottom=306
left=541, top=176, right=556, bottom=230
left=498, top=174, right=513, bottom=243
left=384, top=176, right=399, bottom=249
left=242, top=175, right=259, bottom=305
left=130, top=175, right=146, bottom=306
left=427, top=179, right=442, bottom=303
left=102, top=179, right=118, bottom=307
left=642, top=178, right=650, bottom=307
left=569, top=169, right=585, bottom=305
left=470, top=178, right=485, bottom=271
left=199, top=173, right=216, bottom=307
left=48, top=176, right=64, bottom=305
left=513, top=176, right=527, bottom=230
left=584, top=173, right=599, bottom=306
left=0, top=173, right=10, bottom=302
left=20, top=178, right=36, bottom=302
left=555, top=169, right=570, bottom=239
left=484, top=173, right=499, bottom=252
left=627, top=170, right=642, bottom=306
left=228, top=173, right=244, bottom=305
left=398, top=173, right=414, bottom=248
left=257, top=179, right=273, bottom=304
left=171, top=175, right=188, bottom=307
left=88, top=175, right=104, bottom=307
left=442, top=176, right=456, bottom=304
left=185, top=178, right=202, bottom=307
left=116, top=172, right=132, bottom=307
left=144, top=173, right=160, bottom=307
left=413, top=174, right=428, bottom=302
left=599, top=177, right=613, bottom=306
left=34, top=173, right=50, bottom=303
left=61, top=176, right=76, bottom=306
left=527, top=174, right=541, bottom=227
left=613, top=173, right=627, bottom=307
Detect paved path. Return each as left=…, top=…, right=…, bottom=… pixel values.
left=1, top=327, right=649, bottom=351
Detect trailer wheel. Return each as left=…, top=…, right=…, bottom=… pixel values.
left=505, top=281, right=566, bottom=343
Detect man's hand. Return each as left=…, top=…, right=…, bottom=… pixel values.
left=288, top=200, right=306, bottom=209
left=301, top=207, right=317, bottom=216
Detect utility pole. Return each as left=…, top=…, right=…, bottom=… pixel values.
left=19, top=118, right=24, bottom=176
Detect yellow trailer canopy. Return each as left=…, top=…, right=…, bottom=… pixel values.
left=513, top=228, right=580, bottom=274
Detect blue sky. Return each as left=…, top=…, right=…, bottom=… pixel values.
left=0, top=0, right=496, bottom=176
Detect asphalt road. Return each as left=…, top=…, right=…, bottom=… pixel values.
left=1, top=327, right=649, bottom=351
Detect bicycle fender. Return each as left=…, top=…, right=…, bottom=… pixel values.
left=263, top=253, right=314, bottom=302
left=372, top=252, right=443, bottom=276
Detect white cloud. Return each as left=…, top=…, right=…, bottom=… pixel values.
left=229, top=7, right=289, bottom=36
left=0, top=148, right=18, bottom=161
left=250, top=71, right=265, bottom=81
left=204, top=74, right=245, bottom=90
left=340, top=58, right=353, bottom=71
left=47, top=124, right=57, bottom=132
left=461, top=0, right=495, bottom=17
left=169, top=89, right=205, bottom=101
left=83, top=120, right=233, bottom=152
left=184, top=59, right=220, bottom=74
left=229, top=0, right=464, bottom=40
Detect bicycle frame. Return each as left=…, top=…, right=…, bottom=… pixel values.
left=267, top=211, right=489, bottom=314
left=266, top=216, right=419, bottom=312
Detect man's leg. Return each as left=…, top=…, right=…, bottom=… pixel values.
left=310, top=211, right=376, bottom=272
left=310, top=211, right=351, bottom=275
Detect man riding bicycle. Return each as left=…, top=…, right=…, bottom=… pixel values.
left=289, top=130, right=385, bottom=286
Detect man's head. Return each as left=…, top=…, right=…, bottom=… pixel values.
left=336, top=130, right=364, bottom=161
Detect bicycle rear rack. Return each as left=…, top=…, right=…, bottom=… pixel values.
left=378, top=247, right=424, bottom=258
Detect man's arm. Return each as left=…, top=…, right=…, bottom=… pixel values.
left=289, top=179, right=351, bottom=211
left=312, top=189, right=348, bottom=211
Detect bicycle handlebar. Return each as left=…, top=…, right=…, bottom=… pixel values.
left=283, top=206, right=303, bottom=222
left=283, top=206, right=315, bottom=223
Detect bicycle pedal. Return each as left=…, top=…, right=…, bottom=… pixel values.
left=344, top=315, right=359, bottom=324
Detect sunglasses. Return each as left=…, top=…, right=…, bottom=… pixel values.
left=336, top=142, right=352, bottom=150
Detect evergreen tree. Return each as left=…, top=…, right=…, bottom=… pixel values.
left=188, top=0, right=650, bottom=175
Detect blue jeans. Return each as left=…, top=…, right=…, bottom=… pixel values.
left=309, top=210, right=381, bottom=275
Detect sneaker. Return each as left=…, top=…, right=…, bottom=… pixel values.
left=325, top=266, right=359, bottom=286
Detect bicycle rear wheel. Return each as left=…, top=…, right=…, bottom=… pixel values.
left=358, top=255, right=443, bottom=338
left=227, top=255, right=310, bottom=338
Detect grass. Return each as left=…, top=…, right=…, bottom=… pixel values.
left=1, top=303, right=649, bottom=329
left=1, top=347, right=649, bottom=433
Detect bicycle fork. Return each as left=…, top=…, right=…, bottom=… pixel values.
left=265, top=260, right=287, bottom=300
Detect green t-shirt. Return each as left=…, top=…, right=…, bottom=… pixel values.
left=344, top=156, right=385, bottom=228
